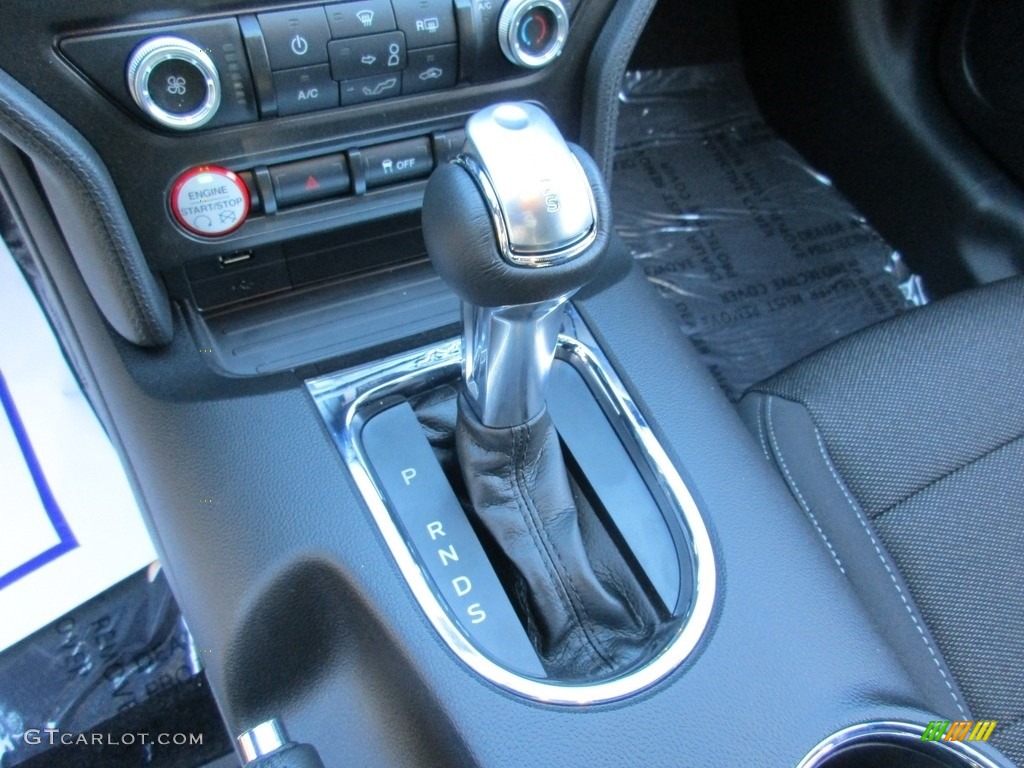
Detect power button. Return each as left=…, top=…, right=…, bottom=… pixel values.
left=170, top=166, right=250, bottom=237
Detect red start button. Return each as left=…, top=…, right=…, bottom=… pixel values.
left=170, top=165, right=250, bottom=237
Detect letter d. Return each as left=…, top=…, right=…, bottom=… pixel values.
left=452, top=576, right=472, bottom=596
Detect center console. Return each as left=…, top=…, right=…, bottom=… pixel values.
left=0, top=0, right=623, bottom=375
left=0, top=0, right=1017, bottom=765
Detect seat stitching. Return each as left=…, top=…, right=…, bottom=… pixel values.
left=874, top=430, right=1024, bottom=521
left=765, top=397, right=845, bottom=574
left=755, top=396, right=772, bottom=463
left=811, top=426, right=967, bottom=717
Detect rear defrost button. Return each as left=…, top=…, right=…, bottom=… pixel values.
left=393, top=0, right=457, bottom=48
left=171, top=166, right=250, bottom=237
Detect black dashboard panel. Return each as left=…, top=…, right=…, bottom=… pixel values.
left=0, top=0, right=610, bottom=273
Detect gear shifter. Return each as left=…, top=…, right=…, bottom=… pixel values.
left=422, top=102, right=610, bottom=427
left=422, top=104, right=664, bottom=679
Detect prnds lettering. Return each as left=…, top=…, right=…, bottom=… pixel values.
left=426, top=520, right=487, bottom=624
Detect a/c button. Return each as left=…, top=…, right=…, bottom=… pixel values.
left=273, top=65, right=339, bottom=116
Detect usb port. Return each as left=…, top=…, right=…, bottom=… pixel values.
left=219, top=251, right=253, bottom=267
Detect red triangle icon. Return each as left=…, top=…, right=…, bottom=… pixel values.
left=305, top=175, right=320, bottom=190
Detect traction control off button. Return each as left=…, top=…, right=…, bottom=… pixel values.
left=361, top=138, right=433, bottom=188
left=171, top=166, right=250, bottom=237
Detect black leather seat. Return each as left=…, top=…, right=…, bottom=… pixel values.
left=739, top=276, right=1024, bottom=765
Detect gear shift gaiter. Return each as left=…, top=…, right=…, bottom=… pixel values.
left=422, top=103, right=668, bottom=679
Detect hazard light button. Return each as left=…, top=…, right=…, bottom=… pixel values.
left=171, top=166, right=250, bottom=237
left=269, top=154, right=351, bottom=208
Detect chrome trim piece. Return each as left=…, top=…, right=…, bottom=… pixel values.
left=497, top=0, right=569, bottom=69
left=306, top=307, right=716, bottom=705
left=452, top=154, right=512, bottom=262
left=127, top=37, right=221, bottom=130
left=453, top=155, right=597, bottom=269
left=462, top=297, right=567, bottom=428
left=455, top=102, right=597, bottom=267
left=237, top=718, right=287, bottom=764
left=797, top=721, right=1011, bottom=768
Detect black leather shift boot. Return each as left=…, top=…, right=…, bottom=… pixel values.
left=451, top=393, right=665, bottom=680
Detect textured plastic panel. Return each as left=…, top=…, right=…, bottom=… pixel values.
left=189, top=259, right=459, bottom=375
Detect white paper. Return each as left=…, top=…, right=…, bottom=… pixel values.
left=0, top=240, right=156, bottom=652
left=0, top=415, right=62, bottom=576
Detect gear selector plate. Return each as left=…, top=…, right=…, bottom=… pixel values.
left=307, top=307, right=716, bottom=704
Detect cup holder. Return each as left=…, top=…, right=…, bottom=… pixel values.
left=798, top=722, right=1010, bottom=768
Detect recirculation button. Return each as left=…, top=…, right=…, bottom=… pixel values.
left=171, top=165, right=250, bottom=236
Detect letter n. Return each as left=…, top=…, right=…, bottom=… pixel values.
left=921, top=721, right=949, bottom=741
left=968, top=721, right=997, bottom=742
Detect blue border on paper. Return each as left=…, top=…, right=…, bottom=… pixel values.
left=0, top=368, right=78, bottom=590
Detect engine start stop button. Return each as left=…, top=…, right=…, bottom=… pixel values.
left=170, top=165, right=249, bottom=237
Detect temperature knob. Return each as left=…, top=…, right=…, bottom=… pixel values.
left=127, top=36, right=221, bottom=130
left=497, top=0, right=569, bottom=69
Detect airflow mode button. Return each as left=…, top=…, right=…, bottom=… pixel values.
left=171, top=166, right=250, bottom=237
left=339, top=73, right=400, bottom=105
left=328, top=31, right=406, bottom=80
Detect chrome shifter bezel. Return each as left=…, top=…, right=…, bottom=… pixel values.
left=306, top=307, right=717, bottom=704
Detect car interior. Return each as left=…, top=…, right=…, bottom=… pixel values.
left=0, top=0, right=1022, bottom=765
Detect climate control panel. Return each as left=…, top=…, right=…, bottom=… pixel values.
left=59, top=0, right=580, bottom=131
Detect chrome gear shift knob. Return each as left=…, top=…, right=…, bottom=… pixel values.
left=455, top=103, right=597, bottom=266
left=422, top=102, right=610, bottom=428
